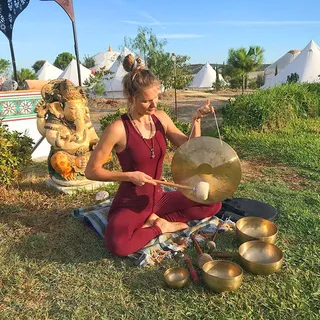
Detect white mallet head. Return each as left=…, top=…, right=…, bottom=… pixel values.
left=195, top=181, right=210, bottom=201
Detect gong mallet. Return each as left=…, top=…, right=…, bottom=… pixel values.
left=184, top=256, right=200, bottom=284
left=153, top=179, right=209, bottom=201
left=191, top=234, right=213, bottom=268
left=207, top=220, right=224, bottom=250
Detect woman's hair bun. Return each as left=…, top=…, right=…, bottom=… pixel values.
left=123, top=54, right=136, bottom=72
left=123, top=54, right=144, bottom=73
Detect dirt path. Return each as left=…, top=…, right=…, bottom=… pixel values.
left=88, top=90, right=240, bottom=134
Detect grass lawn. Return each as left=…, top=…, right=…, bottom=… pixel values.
left=0, top=119, right=319, bottom=320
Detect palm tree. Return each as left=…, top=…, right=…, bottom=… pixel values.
left=17, top=68, right=38, bottom=89
left=227, top=46, right=264, bottom=93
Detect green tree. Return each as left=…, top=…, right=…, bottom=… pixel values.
left=83, top=54, right=95, bottom=69
left=286, top=72, right=299, bottom=84
left=32, top=60, right=45, bottom=73
left=53, top=52, right=74, bottom=70
left=17, top=68, right=38, bottom=89
left=0, top=59, right=10, bottom=77
left=213, top=64, right=221, bottom=91
left=226, top=46, right=265, bottom=93
left=124, top=26, right=167, bottom=67
left=171, top=55, right=193, bottom=89
left=275, top=64, right=278, bottom=76
left=124, top=27, right=192, bottom=90
left=83, top=67, right=113, bottom=96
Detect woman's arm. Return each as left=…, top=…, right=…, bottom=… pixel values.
left=85, top=119, right=156, bottom=186
left=85, top=120, right=130, bottom=182
left=157, top=99, right=214, bottom=148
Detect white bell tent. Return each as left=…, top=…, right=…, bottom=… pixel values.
left=264, top=50, right=301, bottom=87
left=263, top=40, right=320, bottom=88
left=58, top=59, right=92, bottom=86
left=190, top=63, right=225, bottom=90
left=103, top=47, right=134, bottom=98
left=91, top=46, right=120, bottom=72
left=37, top=61, right=63, bottom=80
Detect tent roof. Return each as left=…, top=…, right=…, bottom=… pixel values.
left=58, top=59, right=92, bottom=86
left=190, top=63, right=224, bottom=88
left=37, top=61, right=62, bottom=81
left=264, top=50, right=301, bottom=76
left=91, top=50, right=120, bottom=71
left=264, top=40, right=320, bottom=88
left=103, top=47, right=135, bottom=97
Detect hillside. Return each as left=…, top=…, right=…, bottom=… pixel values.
left=187, top=63, right=270, bottom=75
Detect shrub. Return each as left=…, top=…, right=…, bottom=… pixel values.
left=0, top=122, right=34, bottom=185
left=99, top=107, right=127, bottom=131
left=287, top=72, right=299, bottom=84
left=221, top=83, right=320, bottom=133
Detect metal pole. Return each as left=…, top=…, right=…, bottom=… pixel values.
left=9, top=38, right=18, bottom=83
left=174, top=59, right=177, bottom=119
left=72, top=20, right=82, bottom=86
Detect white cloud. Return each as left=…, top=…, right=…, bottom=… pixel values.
left=121, top=19, right=320, bottom=27
left=139, top=11, right=162, bottom=26
left=217, top=20, right=320, bottom=26
left=121, top=11, right=166, bottom=28
left=158, top=34, right=204, bottom=39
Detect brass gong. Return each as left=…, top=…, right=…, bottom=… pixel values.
left=171, top=137, right=241, bottom=204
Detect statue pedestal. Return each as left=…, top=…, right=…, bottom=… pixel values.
left=45, top=177, right=113, bottom=195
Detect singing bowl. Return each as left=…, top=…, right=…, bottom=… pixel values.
left=238, top=240, right=284, bottom=275
left=163, top=267, right=189, bottom=288
left=236, top=217, right=278, bottom=244
left=202, top=260, right=243, bottom=293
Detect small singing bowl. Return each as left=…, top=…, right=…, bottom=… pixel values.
left=238, top=240, right=284, bottom=275
left=163, top=267, right=189, bottom=289
left=202, top=260, right=243, bottom=293
left=236, top=217, right=278, bottom=244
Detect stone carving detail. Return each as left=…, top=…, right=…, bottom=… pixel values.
left=35, top=79, right=100, bottom=185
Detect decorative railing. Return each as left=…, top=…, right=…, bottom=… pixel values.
left=0, top=90, right=41, bottom=120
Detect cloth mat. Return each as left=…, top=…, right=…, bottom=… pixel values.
left=72, top=194, right=234, bottom=266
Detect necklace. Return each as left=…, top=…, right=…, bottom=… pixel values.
left=128, top=113, right=155, bottom=159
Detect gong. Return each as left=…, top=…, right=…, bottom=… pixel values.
left=171, top=137, right=242, bottom=204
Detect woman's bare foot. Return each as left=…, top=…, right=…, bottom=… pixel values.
left=154, top=218, right=188, bottom=233
left=142, top=213, right=159, bottom=228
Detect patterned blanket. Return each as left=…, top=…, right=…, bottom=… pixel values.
left=72, top=193, right=234, bottom=266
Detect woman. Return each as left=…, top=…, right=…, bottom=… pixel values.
left=85, top=54, right=222, bottom=256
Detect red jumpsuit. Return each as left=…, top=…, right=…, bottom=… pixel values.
left=105, top=114, right=222, bottom=256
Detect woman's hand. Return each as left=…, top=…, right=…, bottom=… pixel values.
left=192, top=99, right=215, bottom=122
left=129, top=171, right=157, bottom=186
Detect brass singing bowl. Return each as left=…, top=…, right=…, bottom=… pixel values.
left=236, top=217, right=278, bottom=244
left=171, top=137, right=242, bottom=204
left=238, top=240, right=284, bottom=275
left=163, top=267, right=189, bottom=288
left=202, top=260, right=243, bottom=293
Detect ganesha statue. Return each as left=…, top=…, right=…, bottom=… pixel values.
left=35, top=79, right=109, bottom=190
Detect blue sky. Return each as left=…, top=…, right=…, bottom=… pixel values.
left=1, top=0, right=320, bottom=69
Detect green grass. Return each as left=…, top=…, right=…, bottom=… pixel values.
left=0, top=120, right=320, bottom=319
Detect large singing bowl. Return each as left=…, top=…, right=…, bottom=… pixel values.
left=238, top=240, right=284, bottom=275
left=236, top=217, right=278, bottom=244
left=202, top=260, right=243, bottom=293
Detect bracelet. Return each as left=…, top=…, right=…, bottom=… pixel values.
left=37, top=115, right=45, bottom=118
